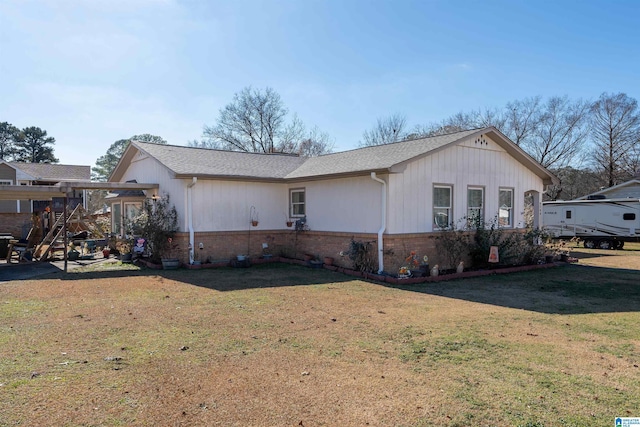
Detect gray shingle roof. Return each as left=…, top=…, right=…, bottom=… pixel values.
left=127, top=127, right=556, bottom=184
left=9, top=162, right=91, bottom=181
left=285, top=129, right=480, bottom=179
left=133, top=143, right=307, bottom=180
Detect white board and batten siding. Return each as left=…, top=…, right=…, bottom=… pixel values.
left=123, top=154, right=289, bottom=232
left=296, top=175, right=383, bottom=234
left=191, top=180, right=287, bottom=232
left=387, top=135, right=544, bottom=234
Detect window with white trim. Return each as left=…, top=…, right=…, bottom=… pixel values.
left=290, top=188, right=305, bottom=217
left=467, top=186, right=484, bottom=227
left=433, top=185, right=452, bottom=229
left=0, top=180, right=12, bottom=185
left=499, top=188, right=514, bottom=227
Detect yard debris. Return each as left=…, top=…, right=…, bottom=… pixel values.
left=301, top=371, right=310, bottom=376
left=180, top=346, right=189, bottom=351
left=30, top=372, right=40, bottom=379
left=104, top=356, right=123, bottom=362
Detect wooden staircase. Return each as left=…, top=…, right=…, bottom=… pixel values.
left=34, top=205, right=106, bottom=261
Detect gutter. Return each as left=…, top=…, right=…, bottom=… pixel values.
left=370, top=172, right=387, bottom=274
left=187, top=177, right=197, bottom=264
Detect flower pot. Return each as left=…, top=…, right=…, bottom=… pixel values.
left=68, top=250, right=80, bottom=261
left=120, top=253, right=132, bottom=262
left=162, top=258, right=180, bottom=269
left=251, top=220, right=259, bottom=227
left=323, top=257, right=334, bottom=266
left=303, top=254, right=313, bottom=262
left=237, top=255, right=246, bottom=261
left=102, top=249, right=110, bottom=258
left=286, top=221, right=293, bottom=227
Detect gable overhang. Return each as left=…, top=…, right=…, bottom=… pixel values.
left=390, top=127, right=558, bottom=186
left=483, top=128, right=558, bottom=186
left=109, top=143, right=140, bottom=182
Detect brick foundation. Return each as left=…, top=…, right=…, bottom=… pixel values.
left=171, top=229, right=478, bottom=274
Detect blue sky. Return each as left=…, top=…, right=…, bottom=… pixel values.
left=1, top=0, right=638, bottom=167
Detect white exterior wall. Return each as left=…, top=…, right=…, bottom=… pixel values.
left=122, top=153, right=288, bottom=232
left=387, top=136, right=545, bottom=233
left=293, top=175, right=383, bottom=233
left=190, top=180, right=287, bottom=231
left=118, top=137, right=547, bottom=234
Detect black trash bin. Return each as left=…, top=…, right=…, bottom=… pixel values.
left=0, top=234, right=15, bottom=259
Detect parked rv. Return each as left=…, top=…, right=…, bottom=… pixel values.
left=542, top=198, right=640, bottom=249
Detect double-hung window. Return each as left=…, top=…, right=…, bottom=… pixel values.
left=499, top=188, right=514, bottom=227
left=433, top=185, right=452, bottom=229
left=467, top=186, right=484, bottom=227
left=290, top=188, right=305, bottom=217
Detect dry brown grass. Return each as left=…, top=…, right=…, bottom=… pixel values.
left=1, top=247, right=639, bottom=427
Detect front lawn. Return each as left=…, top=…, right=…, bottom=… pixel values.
left=1, top=256, right=639, bottom=426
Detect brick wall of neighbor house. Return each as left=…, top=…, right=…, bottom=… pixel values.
left=0, top=213, right=32, bottom=238
left=172, top=229, right=465, bottom=273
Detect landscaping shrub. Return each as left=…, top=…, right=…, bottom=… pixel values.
left=342, top=238, right=376, bottom=272
left=131, top=195, right=178, bottom=263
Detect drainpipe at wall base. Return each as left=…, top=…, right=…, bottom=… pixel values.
left=370, top=172, right=387, bottom=274
left=187, top=177, right=197, bottom=264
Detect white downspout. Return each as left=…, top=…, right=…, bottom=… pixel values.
left=187, top=177, right=197, bottom=264
left=370, top=172, right=387, bottom=274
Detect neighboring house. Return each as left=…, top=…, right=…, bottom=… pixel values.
left=0, top=161, right=90, bottom=213
left=0, top=161, right=91, bottom=238
left=578, top=179, right=640, bottom=200
left=109, top=127, right=557, bottom=272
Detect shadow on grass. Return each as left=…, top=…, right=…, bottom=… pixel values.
left=389, top=263, right=640, bottom=315
left=8, top=260, right=639, bottom=315
left=43, top=262, right=354, bottom=291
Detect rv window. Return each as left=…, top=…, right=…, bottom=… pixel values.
left=565, top=211, right=572, bottom=219
left=623, top=213, right=636, bottom=220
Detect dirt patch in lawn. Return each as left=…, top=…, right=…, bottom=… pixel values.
left=1, top=250, right=639, bottom=426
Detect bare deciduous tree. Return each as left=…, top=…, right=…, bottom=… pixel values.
left=590, top=92, right=640, bottom=187
left=544, top=166, right=602, bottom=200
left=408, top=107, right=505, bottom=138
left=360, top=113, right=407, bottom=146
left=200, top=87, right=332, bottom=156
left=523, top=96, right=590, bottom=169
left=503, top=96, right=543, bottom=146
